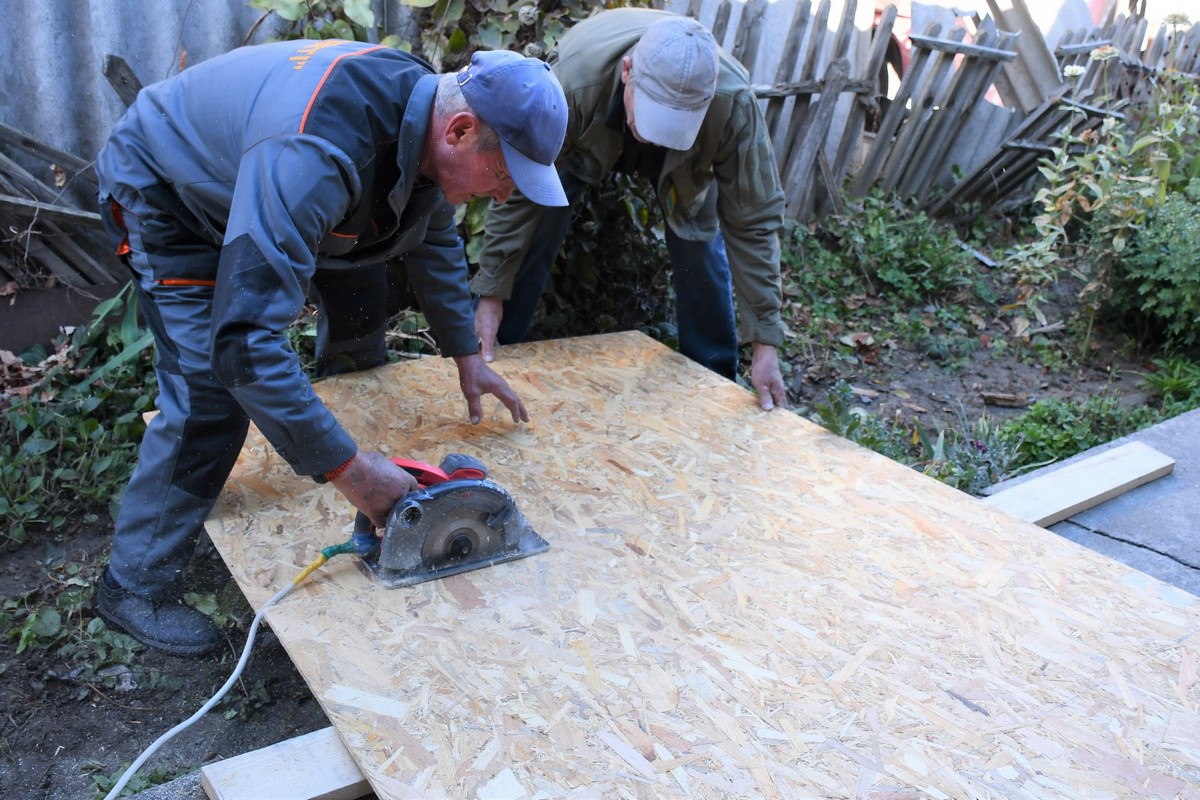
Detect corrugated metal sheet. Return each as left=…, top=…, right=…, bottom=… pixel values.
left=0, top=0, right=290, bottom=206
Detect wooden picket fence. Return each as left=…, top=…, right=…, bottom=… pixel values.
left=692, top=0, right=1200, bottom=223
left=4, top=0, right=1198, bottom=291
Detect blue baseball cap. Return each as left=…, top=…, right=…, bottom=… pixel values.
left=457, top=50, right=568, bottom=207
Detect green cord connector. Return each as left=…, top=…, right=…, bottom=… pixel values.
left=321, top=540, right=356, bottom=560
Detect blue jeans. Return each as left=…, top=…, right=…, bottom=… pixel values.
left=495, top=170, right=739, bottom=380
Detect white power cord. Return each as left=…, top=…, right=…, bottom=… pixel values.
left=102, top=582, right=294, bottom=800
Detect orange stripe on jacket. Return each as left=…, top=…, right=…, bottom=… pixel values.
left=110, top=199, right=132, bottom=256
left=299, top=45, right=386, bottom=134
left=155, top=279, right=218, bottom=288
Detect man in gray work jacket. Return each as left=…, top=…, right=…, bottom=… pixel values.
left=94, top=41, right=567, bottom=655
left=471, top=8, right=788, bottom=411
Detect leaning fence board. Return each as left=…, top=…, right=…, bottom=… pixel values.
left=983, top=441, right=1175, bottom=527
left=200, top=726, right=370, bottom=800
left=206, top=331, right=1200, bottom=799
left=985, top=0, right=1065, bottom=113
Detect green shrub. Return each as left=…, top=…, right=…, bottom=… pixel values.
left=780, top=222, right=860, bottom=321
left=824, top=192, right=974, bottom=304
left=494, top=173, right=675, bottom=344
left=1139, top=356, right=1200, bottom=416
left=998, top=395, right=1159, bottom=470
left=1105, top=181, right=1200, bottom=350
left=0, top=285, right=155, bottom=549
left=811, top=382, right=1022, bottom=495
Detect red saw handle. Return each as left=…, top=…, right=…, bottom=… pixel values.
left=389, top=454, right=487, bottom=488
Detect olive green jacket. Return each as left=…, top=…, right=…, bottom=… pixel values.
left=470, top=8, right=787, bottom=346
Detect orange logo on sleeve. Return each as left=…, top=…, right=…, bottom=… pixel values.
left=289, top=40, right=350, bottom=70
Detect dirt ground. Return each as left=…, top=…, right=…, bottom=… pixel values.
left=0, top=529, right=331, bottom=800
left=0, top=315, right=1155, bottom=800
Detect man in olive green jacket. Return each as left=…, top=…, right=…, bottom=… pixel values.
left=470, top=8, right=789, bottom=410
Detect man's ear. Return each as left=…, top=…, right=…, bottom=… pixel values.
left=621, top=55, right=633, bottom=85
left=445, top=111, right=478, bottom=145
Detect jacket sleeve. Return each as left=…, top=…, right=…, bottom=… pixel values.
left=403, top=195, right=480, bottom=357
left=712, top=89, right=788, bottom=347
left=469, top=188, right=545, bottom=300
left=470, top=79, right=593, bottom=301
left=210, top=135, right=360, bottom=478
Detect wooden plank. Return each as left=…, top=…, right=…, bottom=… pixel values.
left=762, top=0, right=813, bottom=138
left=901, top=26, right=1018, bottom=199
left=984, top=441, right=1175, bottom=527
left=828, top=3, right=895, bottom=188
left=907, top=32, right=1018, bottom=61
left=850, top=22, right=942, bottom=196
left=0, top=123, right=97, bottom=190
left=102, top=53, right=144, bottom=108
left=38, top=224, right=127, bottom=286
left=200, top=726, right=371, bottom=800
left=985, top=0, right=1066, bottom=113
left=206, top=331, right=1200, bottom=799
left=729, top=0, right=769, bottom=70
left=878, top=27, right=967, bottom=195
left=710, top=0, right=732, bottom=44
left=780, top=0, right=833, bottom=171
left=784, top=57, right=850, bottom=217
left=0, top=193, right=102, bottom=227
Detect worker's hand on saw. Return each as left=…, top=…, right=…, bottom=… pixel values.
left=329, top=451, right=419, bottom=528
left=474, top=296, right=504, bottom=363
left=453, top=352, right=529, bottom=425
left=750, top=342, right=788, bottom=412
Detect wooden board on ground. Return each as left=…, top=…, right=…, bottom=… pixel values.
left=200, top=726, right=370, bottom=800
left=206, top=331, right=1200, bottom=800
left=984, top=440, right=1176, bottom=527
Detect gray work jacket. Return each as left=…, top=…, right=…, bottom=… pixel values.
left=96, top=40, right=475, bottom=477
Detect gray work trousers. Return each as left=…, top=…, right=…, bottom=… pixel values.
left=102, top=202, right=390, bottom=600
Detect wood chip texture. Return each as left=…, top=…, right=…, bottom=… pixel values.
left=207, top=331, right=1200, bottom=800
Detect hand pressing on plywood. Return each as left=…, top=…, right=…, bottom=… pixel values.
left=750, top=342, right=788, bottom=412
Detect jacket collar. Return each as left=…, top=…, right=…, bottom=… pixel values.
left=394, top=73, right=440, bottom=202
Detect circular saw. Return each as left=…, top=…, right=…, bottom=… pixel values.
left=351, top=454, right=549, bottom=588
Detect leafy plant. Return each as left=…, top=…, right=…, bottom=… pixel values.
left=1006, top=54, right=1200, bottom=337
left=811, top=382, right=1022, bottom=494
left=88, top=761, right=181, bottom=798
left=0, top=284, right=155, bottom=549
left=0, top=560, right=159, bottom=698
left=998, top=394, right=1158, bottom=470
left=1105, top=180, right=1200, bottom=350
left=824, top=191, right=974, bottom=304
left=1140, top=356, right=1200, bottom=416
left=514, top=173, right=675, bottom=343
left=780, top=221, right=861, bottom=322
left=246, top=0, right=404, bottom=48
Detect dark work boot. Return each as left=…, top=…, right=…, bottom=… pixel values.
left=96, top=569, right=221, bottom=657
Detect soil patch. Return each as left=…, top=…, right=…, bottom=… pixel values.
left=0, top=530, right=329, bottom=800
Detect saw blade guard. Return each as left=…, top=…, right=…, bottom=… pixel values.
left=360, top=479, right=549, bottom=588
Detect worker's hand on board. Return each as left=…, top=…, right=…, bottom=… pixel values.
left=750, top=341, right=788, bottom=412
left=453, top=352, right=529, bottom=425
left=329, top=451, right=420, bottom=528
left=474, top=296, right=504, bottom=362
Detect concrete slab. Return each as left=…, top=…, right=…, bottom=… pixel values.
left=987, top=407, right=1200, bottom=598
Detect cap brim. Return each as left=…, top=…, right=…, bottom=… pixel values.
left=632, top=92, right=706, bottom=151
left=499, top=140, right=567, bottom=207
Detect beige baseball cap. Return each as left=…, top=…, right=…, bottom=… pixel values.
left=629, top=16, right=719, bottom=150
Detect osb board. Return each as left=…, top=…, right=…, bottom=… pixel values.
left=207, top=331, right=1200, bottom=800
